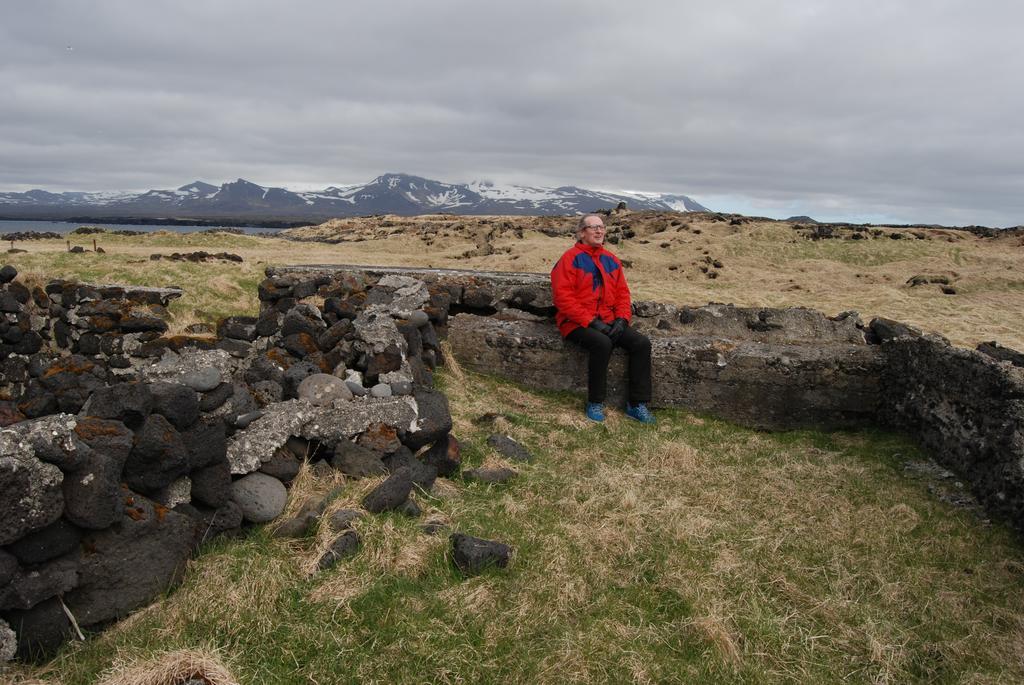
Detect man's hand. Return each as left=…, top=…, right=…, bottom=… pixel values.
left=608, top=318, right=628, bottom=342
left=588, top=318, right=613, bottom=336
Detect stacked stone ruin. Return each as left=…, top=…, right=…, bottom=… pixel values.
left=2, top=261, right=1023, bottom=665
left=0, top=265, right=480, bottom=662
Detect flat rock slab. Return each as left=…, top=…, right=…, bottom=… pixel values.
left=450, top=533, right=511, bottom=575
left=486, top=434, right=533, bottom=463
left=138, top=348, right=239, bottom=385
left=226, top=397, right=418, bottom=474
left=449, top=314, right=883, bottom=431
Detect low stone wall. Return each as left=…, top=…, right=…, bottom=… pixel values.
left=268, top=265, right=1024, bottom=536
left=881, top=335, right=1024, bottom=524
left=447, top=313, right=883, bottom=430
left=1, top=265, right=458, bottom=661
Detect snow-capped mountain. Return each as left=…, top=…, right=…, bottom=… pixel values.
left=0, top=173, right=709, bottom=220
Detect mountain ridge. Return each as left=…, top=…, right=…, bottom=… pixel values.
left=0, top=173, right=710, bottom=220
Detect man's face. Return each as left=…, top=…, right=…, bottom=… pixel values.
left=578, top=218, right=605, bottom=247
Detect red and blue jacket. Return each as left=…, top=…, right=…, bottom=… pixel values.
left=550, top=241, right=633, bottom=337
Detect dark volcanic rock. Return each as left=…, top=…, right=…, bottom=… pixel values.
left=317, top=530, right=361, bottom=570
left=486, top=434, right=533, bottom=463
left=189, top=458, right=232, bottom=508
left=362, top=467, right=413, bottom=513
left=149, top=382, right=200, bottom=429
left=977, top=341, right=1024, bottom=368
left=259, top=447, right=302, bottom=482
left=870, top=317, right=923, bottom=342
left=81, top=381, right=153, bottom=427
left=0, top=556, right=79, bottom=611
left=450, top=533, right=511, bottom=575
left=181, top=418, right=227, bottom=469
left=357, top=422, right=401, bottom=455
left=283, top=359, right=321, bottom=397
left=0, top=450, right=64, bottom=546
left=331, top=439, right=388, bottom=478
left=0, top=549, right=18, bottom=588
left=7, top=519, right=82, bottom=566
left=382, top=446, right=437, bottom=489
left=403, top=388, right=452, bottom=450
left=63, top=418, right=132, bottom=529
left=217, top=315, right=258, bottom=341
left=3, top=596, right=76, bottom=660
left=199, top=381, right=234, bottom=411
left=65, top=495, right=196, bottom=628
left=421, top=434, right=461, bottom=477
left=124, top=413, right=189, bottom=493
left=463, top=467, right=518, bottom=484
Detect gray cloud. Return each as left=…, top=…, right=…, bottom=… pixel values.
left=1, top=0, right=1022, bottom=225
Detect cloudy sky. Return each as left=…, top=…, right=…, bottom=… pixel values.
left=2, top=1, right=1022, bottom=226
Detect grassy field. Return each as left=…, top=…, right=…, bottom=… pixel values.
left=5, top=211, right=1022, bottom=349
left=4, top=213, right=1024, bottom=683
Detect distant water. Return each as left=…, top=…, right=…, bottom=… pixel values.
left=0, top=219, right=276, bottom=236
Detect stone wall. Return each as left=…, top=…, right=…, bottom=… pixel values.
left=881, top=335, right=1024, bottom=524
left=1, top=265, right=457, bottom=661
left=268, top=265, right=1024, bottom=535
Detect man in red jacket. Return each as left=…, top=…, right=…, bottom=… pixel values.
left=550, top=214, right=655, bottom=423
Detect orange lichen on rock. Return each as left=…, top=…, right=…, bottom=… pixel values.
left=42, top=357, right=96, bottom=378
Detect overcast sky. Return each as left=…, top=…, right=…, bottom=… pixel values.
left=2, top=1, right=1022, bottom=226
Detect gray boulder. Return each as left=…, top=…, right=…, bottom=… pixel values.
left=297, top=373, right=353, bottom=406
left=230, top=473, right=288, bottom=523
left=180, top=366, right=222, bottom=392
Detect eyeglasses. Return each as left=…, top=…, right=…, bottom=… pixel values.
left=582, top=225, right=605, bottom=231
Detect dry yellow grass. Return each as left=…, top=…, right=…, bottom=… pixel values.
left=4, top=211, right=1022, bottom=348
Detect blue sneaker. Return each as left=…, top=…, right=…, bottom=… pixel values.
left=585, top=402, right=605, bottom=422
left=626, top=403, right=656, bottom=424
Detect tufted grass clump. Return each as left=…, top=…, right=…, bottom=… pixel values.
left=12, top=368, right=1024, bottom=685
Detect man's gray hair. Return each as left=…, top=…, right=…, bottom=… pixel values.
left=577, top=213, right=604, bottom=230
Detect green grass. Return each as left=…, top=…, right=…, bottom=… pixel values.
left=18, top=371, right=1024, bottom=685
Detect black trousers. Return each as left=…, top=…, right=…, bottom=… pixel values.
left=565, top=326, right=652, bottom=405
